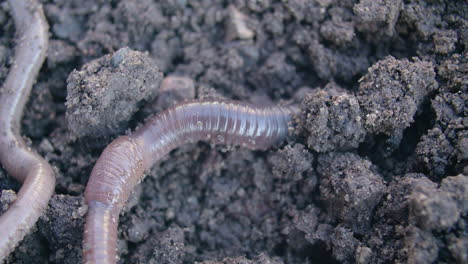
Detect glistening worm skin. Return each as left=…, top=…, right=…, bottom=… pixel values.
left=0, top=0, right=55, bottom=261
left=84, top=99, right=299, bottom=263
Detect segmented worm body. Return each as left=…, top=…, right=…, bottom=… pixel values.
left=0, top=0, right=55, bottom=261
left=84, top=99, right=299, bottom=263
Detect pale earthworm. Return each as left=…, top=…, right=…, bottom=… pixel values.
left=0, top=0, right=55, bottom=261
left=84, top=99, right=300, bottom=263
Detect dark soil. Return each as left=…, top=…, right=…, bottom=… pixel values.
left=0, top=0, right=467, bottom=263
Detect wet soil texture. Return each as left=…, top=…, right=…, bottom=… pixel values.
left=0, top=0, right=467, bottom=263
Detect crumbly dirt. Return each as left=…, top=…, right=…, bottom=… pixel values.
left=0, top=0, right=467, bottom=263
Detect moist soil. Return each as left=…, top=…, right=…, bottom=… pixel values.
left=0, top=0, right=467, bottom=263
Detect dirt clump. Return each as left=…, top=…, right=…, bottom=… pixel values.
left=298, top=83, right=366, bottom=152
left=66, top=47, right=163, bottom=139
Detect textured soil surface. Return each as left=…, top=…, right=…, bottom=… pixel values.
left=0, top=0, right=467, bottom=263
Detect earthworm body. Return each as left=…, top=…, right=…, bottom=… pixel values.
left=0, top=0, right=55, bottom=261
left=84, top=99, right=299, bottom=263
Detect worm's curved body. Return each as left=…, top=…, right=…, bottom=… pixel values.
left=84, top=99, right=299, bottom=263
left=0, top=0, right=55, bottom=260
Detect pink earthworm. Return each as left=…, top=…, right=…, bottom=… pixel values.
left=84, top=99, right=299, bottom=263
left=0, top=0, right=55, bottom=261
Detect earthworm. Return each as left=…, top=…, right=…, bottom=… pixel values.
left=84, top=99, right=299, bottom=263
left=0, top=0, right=55, bottom=260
